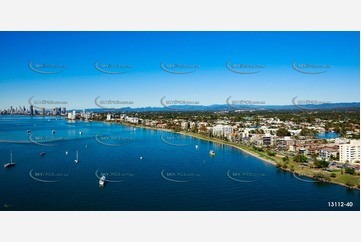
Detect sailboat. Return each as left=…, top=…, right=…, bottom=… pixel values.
left=4, top=151, right=16, bottom=168
left=74, top=150, right=79, bottom=163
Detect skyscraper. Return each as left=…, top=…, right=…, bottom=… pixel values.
left=339, top=140, right=360, bottom=163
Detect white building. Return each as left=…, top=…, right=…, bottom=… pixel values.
left=320, top=148, right=338, bottom=161
left=181, top=121, right=189, bottom=130
left=67, top=110, right=76, bottom=120
left=212, top=124, right=233, bottom=137
left=106, top=113, right=113, bottom=121
left=339, top=140, right=360, bottom=163
left=289, top=129, right=302, bottom=136
left=125, top=116, right=142, bottom=124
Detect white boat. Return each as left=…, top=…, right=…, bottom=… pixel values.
left=65, top=151, right=68, bottom=155
left=99, top=175, right=106, bottom=186
left=209, top=150, right=215, bottom=156
left=4, top=151, right=15, bottom=168
left=74, top=150, right=79, bottom=163
left=195, top=145, right=199, bottom=149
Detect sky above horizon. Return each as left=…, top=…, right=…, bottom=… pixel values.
left=0, top=31, right=359, bottom=110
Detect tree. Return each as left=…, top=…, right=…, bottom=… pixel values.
left=345, top=167, right=355, bottom=175
left=282, top=156, right=289, bottom=162
left=311, top=153, right=319, bottom=161
left=267, top=151, right=276, bottom=156
left=293, top=154, right=307, bottom=163
left=314, top=159, right=329, bottom=168
left=276, top=128, right=290, bottom=137
left=300, top=128, right=317, bottom=136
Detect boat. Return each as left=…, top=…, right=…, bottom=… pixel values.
left=209, top=150, right=215, bottom=156
left=52, top=130, right=56, bottom=134
left=74, top=150, right=79, bottom=163
left=99, top=175, right=106, bottom=186
left=195, top=145, right=199, bottom=149
left=65, top=151, right=68, bottom=155
left=4, top=151, right=16, bottom=168
left=40, top=152, right=45, bottom=156
left=26, top=130, right=31, bottom=134
left=79, top=131, right=83, bottom=135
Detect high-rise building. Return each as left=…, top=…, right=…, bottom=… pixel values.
left=106, top=113, right=113, bottom=121
left=212, top=124, right=233, bottom=137
left=339, top=140, right=360, bottom=163
left=30, top=105, right=34, bottom=115
left=52, top=108, right=58, bottom=116
left=67, top=110, right=77, bottom=120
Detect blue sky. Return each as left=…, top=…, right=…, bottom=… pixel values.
left=0, top=31, right=359, bottom=110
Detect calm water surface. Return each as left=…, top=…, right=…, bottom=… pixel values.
left=0, top=116, right=359, bottom=211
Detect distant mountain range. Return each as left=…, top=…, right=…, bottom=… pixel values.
left=81, top=102, right=360, bottom=112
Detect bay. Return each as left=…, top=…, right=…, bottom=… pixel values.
left=0, top=116, right=359, bottom=211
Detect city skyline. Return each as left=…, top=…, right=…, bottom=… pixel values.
left=0, top=31, right=359, bottom=109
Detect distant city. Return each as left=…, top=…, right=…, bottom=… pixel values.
left=0, top=105, right=67, bottom=116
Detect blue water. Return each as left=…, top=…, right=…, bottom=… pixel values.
left=0, top=116, right=359, bottom=211
left=316, top=132, right=340, bottom=139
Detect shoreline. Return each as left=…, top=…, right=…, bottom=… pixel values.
left=107, top=121, right=360, bottom=191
